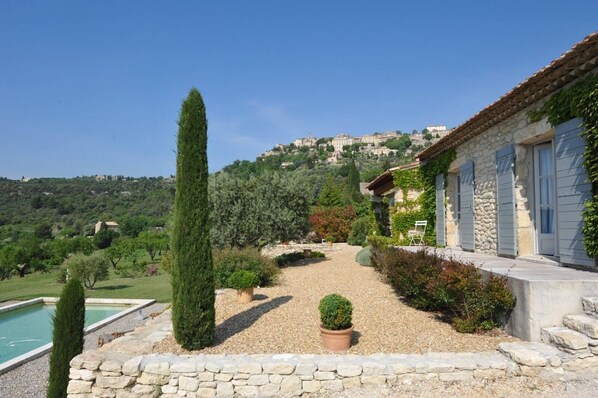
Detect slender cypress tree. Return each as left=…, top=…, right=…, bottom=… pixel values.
left=171, top=88, right=215, bottom=349
left=47, top=278, right=85, bottom=398
left=346, top=160, right=362, bottom=202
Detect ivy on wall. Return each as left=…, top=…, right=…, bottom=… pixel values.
left=390, top=169, right=425, bottom=244
left=419, top=148, right=457, bottom=245
left=390, top=152, right=456, bottom=246
left=528, top=75, right=598, bottom=257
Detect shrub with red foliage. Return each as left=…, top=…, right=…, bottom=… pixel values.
left=309, top=206, right=356, bottom=242
left=370, top=245, right=516, bottom=333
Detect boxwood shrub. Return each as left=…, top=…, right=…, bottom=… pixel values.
left=213, top=247, right=279, bottom=289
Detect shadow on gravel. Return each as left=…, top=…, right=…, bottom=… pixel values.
left=351, top=330, right=361, bottom=346
left=279, top=258, right=329, bottom=268
left=214, top=295, right=293, bottom=345
left=95, top=284, right=132, bottom=291
left=252, top=294, right=269, bottom=301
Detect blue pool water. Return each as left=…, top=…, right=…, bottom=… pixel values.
left=0, top=303, right=128, bottom=364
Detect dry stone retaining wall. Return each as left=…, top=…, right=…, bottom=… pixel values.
left=67, top=312, right=598, bottom=398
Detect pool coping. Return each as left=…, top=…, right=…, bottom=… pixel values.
left=0, top=297, right=155, bottom=375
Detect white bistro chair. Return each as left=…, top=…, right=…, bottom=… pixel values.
left=408, top=221, right=427, bottom=246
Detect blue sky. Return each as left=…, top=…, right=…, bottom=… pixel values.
left=1, top=1, right=597, bottom=179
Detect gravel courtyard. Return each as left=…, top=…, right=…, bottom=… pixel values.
left=157, top=244, right=518, bottom=355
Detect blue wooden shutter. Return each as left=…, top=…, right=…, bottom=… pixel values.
left=555, top=118, right=594, bottom=267
left=460, top=161, right=475, bottom=251
left=496, top=145, right=517, bottom=256
left=435, top=174, right=446, bottom=246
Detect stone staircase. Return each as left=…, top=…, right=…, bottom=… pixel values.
left=541, top=297, right=598, bottom=358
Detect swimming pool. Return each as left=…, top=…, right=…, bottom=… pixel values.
left=0, top=297, right=155, bottom=374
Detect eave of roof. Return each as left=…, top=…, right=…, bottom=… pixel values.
left=366, top=161, right=420, bottom=195
left=418, top=31, right=598, bottom=161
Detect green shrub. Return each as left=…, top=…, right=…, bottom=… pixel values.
left=47, top=278, right=85, bottom=398
left=347, top=216, right=371, bottom=246
left=213, top=247, right=279, bottom=289
left=63, top=252, right=109, bottom=290
left=355, top=246, right=372, bottom=266
left=370, top=245, right=516, bottom=333
left=161, top=251, right=172, bottom=273
left=275, top=251, right=305, bottom=266
left=319, top=293, right=353, bottom=330
left=311, top=251, right=325, bottom=258
left=227, top=270, right=260, bottom=289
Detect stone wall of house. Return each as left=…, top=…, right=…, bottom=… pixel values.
left=448, top=103, right=551, bottom=255
left=446, top=66, right=598, bottom=256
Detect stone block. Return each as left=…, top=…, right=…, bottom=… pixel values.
left=100, top=360, right=123, bottom=373
left=316, top=361, right=337, bottom=372
left=200, top=381, right=217, bottom=388
left=342, top=376, right=362, bottom=389
left=144, top=361, right=170, bottom=376
left=234, top=385, right=259, bottom=397
left=121, top=356, right=143, bottom=377
left=233, top=373, right=250, bottom=380
left=90, top=386, right=115, bottom=398
left=258, top=383, right=281, bottom=397
left=67, top=380, right=93, bottom=394
left=237, top=362, right=262, bottom=375
left=247, top=374, right=269, bottom=386
left=280, top=375, right=302, bottom=394
left=131, top=384, right=155, bottom=394
left=196, top=387, right=216, bottom=398
left=95, top=376, right=135, bottom=389
left=197, top=372, right=215, bottom=382
left=314, top=371, right=335, bottom=380
left=170, top=360, right=197, bottom=373
left=321, top=379, right=344, bottom=391
left=294, top=363, right=317, bottom=376
left=337, top=363, right=362, bottom=377
left=205, top=362, right=223, bottom=373
left=179, top=375, right=200, bottom=391
left=162, top=385, right=178, bottom=394
left=262, top=362, right=295, bottom=375
left=563, top=314, right=598, bottom=339
left=542, top=326, right=589, bottom=351
left=269, top=374, right=283, bottom=384
left=362, top=361, right=387, bottom=376
left=70, top=368, right=97, bottom=381
left=563, top=356, right=598, bottom=373
left=215, top=373, right=233, bottom=382
left=137, top=371, right=169, bottom=385
left=498, top=343, right=550, bottom=367
left=302, top=380, right=321, bottom=393
left=216, top=382, right=234, bottom=397
left=391, top=363, right=414, bottom=374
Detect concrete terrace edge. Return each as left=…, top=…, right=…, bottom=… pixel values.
left=66, top=311, right=598, bottom=398
left=0, top=298, right=155, bottom=375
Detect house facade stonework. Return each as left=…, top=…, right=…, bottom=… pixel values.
left=421, top=32, right=598, bottom=269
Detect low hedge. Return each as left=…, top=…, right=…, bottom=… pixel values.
left=213, top=247, right=279, bottom=289
left=371, top=245, right=516, bottom=333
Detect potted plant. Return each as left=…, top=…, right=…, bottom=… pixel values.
left=319, top=293, right=353, bottom=352
left=227, top=270, right=260, bottom=303
left=325, top=236, right=334, bottom=247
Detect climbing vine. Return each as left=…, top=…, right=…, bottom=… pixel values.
left=419, top=148, right=457, bottom=245
left=528, top=75, right=598, bottom=257
left=390, top=169, right=426, bottom=244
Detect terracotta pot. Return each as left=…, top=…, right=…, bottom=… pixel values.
left=236, top=287, right=254, bottom=303
left=326, top=241, right=333, bottom=247
left=320, top=325, right=353, bottom=353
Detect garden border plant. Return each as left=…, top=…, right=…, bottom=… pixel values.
left=369, top=240, right=516, bottom=333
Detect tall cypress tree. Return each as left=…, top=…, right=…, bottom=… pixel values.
left=47, top=278, right=85, bottom=398
left=346, top=160, right=362, bottom=202
left=171, top=88, right=215, bottom=349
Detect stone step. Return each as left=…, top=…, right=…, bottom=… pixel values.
left=581, top=297, right=598, bottom=317
left=540, top=327, right=589, bottom=354
left=563, top=314, right=598, bottom=339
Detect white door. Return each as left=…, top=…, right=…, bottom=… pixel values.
left=534, top=143, right=556, bottom=255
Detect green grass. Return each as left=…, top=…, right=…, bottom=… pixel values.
left=0, top=269, right=172, bottom=303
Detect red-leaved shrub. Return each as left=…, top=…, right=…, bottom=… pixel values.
left=309, top=206, right=356, bottom=242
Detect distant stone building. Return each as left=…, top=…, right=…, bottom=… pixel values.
left=293, top=134, right=317, bottom=148
left=94, top=221, right=119, bottom=234
left=331, top=134, right=354, bottom=152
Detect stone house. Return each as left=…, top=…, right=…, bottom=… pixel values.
left=419, top=32, right=598, bottom=269
left=94, top=221, right=119, bottom=235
